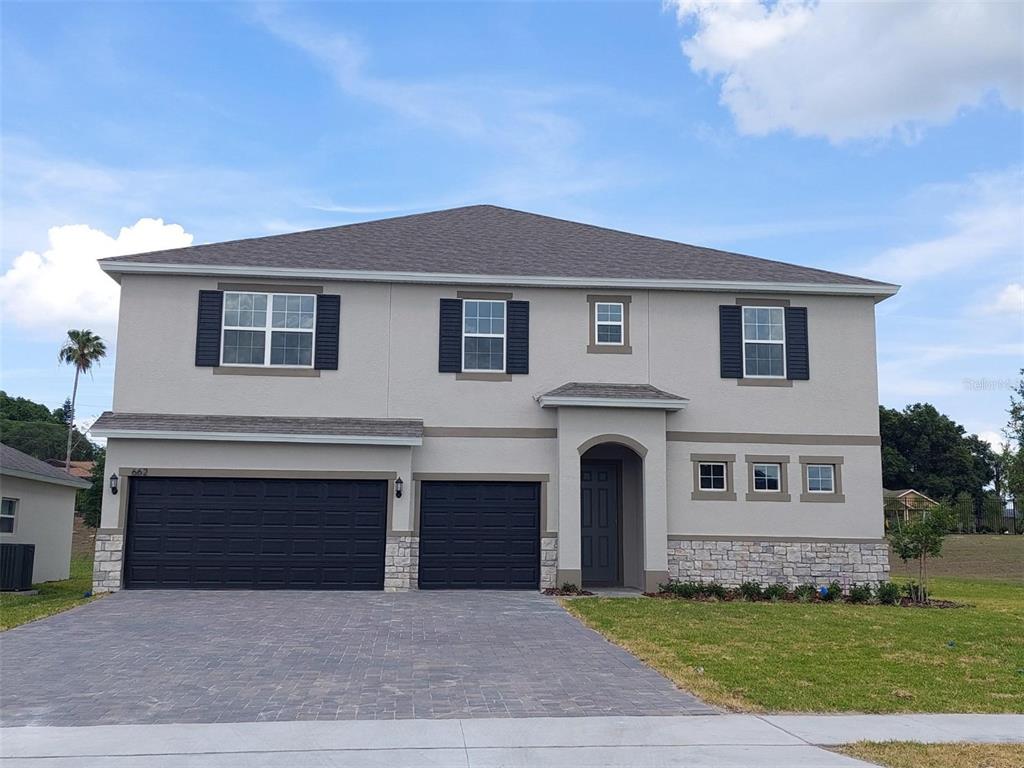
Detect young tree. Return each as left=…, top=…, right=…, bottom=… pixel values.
left=1005, top=370, right=1024, bottom=500
left=888, top=505, right=952, bottom=603
left=57, top=330, right=107, bottom=470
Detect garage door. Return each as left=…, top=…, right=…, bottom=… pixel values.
left=418, top=481, right=540, bottom=589
left=124, top=477, right=387, bottom=589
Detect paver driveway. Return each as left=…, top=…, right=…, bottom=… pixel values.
left=0, top=591, right=712, bottom=726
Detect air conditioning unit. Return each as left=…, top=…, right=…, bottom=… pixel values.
left=0, top=543, right=35, bottom=591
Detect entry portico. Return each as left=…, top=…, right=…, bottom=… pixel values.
left=538, top=383, right=689, bottom=592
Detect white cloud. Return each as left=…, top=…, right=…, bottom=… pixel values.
left=0, top=218, right=192, bottom=337
left=982, top=283, right=1024, bottom=317
left=859, top=168, right=1023, bottom=283
left=669, top=0, right=1023, bottom=142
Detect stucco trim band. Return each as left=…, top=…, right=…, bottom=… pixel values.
left=668, top=431, right=880, bottom=445
left=423, top=427, right=557, bottom=438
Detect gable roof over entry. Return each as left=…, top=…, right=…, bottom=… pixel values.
left=99, top=205, right=898, bottom=298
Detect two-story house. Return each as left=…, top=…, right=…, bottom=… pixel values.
left=90, top=205, right=897, bottom=593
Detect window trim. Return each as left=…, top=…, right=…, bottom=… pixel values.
left=461, top=298, right=507, bottom=373
left=587, top=294, right=632, bottom=354
left=220, top=290, right=317, bottom=369
left=0, top=497, right=18, bottom=534
left=594, top=301, right=625, bottom=347
left=691, top=453, right=736, bottom=501
left=742, top=305, right=786, bottom=379
left=799, top=455, right=846, bottom=503
left=744, top=454, right=791, bottom=501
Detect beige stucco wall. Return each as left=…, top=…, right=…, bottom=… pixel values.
left=668, top=442, right=884, bottom=539
left=112, top=275, right=881, bottom=437
left=0, top=475, right=77, bottom=583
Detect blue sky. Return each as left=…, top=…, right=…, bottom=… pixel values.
left=1, top=1, right=1021, bottom=447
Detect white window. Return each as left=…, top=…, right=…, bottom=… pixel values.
left=698, top=463, right=727, bottom=491
left=595, top=302, right=624, bottom=345
left=752, top=463, right=781, bottom=492
left=0, top=498, right=17, bottom=533
left=807, top=464, right=835, bottom=493
left=222, top=292, right=316, bottom=367
left=743, top=306, right=785, bottom=378
left=462, top=300, right=506, bottom=371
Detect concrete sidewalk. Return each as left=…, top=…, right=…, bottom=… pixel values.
left=1, top=714, right=1021, bottom=767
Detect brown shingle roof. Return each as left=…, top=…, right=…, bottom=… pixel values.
left=541, top=382, right=687, bottom=401
left=100, top=205, right=894, bottom=290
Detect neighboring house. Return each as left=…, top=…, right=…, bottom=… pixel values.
left=44, top=459, right=96, bottom=482
left=89, top=205, right=898, bottom=593
left=1, top=443, right=90, bottom=583
left=883, top=488, right=939, bottom=524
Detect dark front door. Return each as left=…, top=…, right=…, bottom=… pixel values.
left=418, top=481, right=540, bottom=589
left=581, top=461, right=620, bottom=587
left=124, top=476, right=387, bottom=589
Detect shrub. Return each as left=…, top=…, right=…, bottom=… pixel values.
left=560, top=582, right=583, bottom=595
left=661, top=580, right=702, bottom=598
left=848, top=583, right=873, bottom=603
left=820, top=580, right=844, bottom=602
left=763, top=583, right=789, bottom=601
left=738, top=581, right=764, bottom=601
left=793, top=584, right=816, bottom=602
left=705, top=581, right=728, bottom=599
left=876, top=581, right=901, bottom=605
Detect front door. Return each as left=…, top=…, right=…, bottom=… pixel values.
left=581, top=460, right=620, bottom=587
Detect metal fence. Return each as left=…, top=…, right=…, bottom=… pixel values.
left=884, top=496, right=1021, bottom=534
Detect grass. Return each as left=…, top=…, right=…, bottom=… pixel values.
left=837, top=742, right=1024, bottom=768
left=565, top=576, right=1024, bottom=713
left=0, top=555, right=98, bottom=631
left=889, top=535, right=1024, bottom=584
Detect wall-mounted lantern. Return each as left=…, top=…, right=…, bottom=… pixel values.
left=109, top=473, right=119, bottom=495
left=395, top=477, right=404, bottom=499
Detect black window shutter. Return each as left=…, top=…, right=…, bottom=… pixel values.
left=785, top=306, right=809, bottom=380
left=314, top=294, right=341, bottom=370
left=506, top=300, right=530, bottom=374
left=438, top=298, right=463, bottom=372
left=719, top=305, right=743, bottom=378
left=195, top=290, right=224, bottom=367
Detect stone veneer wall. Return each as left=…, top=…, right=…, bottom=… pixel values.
left=540, top=536, right=558, bottom=590
left=93, top=532, right=125, bottom=592
left=667, top=538, right=889, bottom=587
left=385, top=535, right=419, bottom=591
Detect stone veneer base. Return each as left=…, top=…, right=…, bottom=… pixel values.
left=92, top=532, right=125, bottom=593
left=667, top=538, right=890, bottom=587
left=540, top=536, right=558, bottom=590
left=384, top=535, right=419, bottom=592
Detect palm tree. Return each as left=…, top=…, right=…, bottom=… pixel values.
left=58, top=329, right=107, bottom=470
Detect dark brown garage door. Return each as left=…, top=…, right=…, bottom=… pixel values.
left=124, top=477, right=387, bottom=589
left=418, top=481, right=540, bottom=589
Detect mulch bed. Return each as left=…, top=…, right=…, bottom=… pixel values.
left=543, top=586, right=596, bottom=596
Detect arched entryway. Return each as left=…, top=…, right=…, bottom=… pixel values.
left=579, top=439, right=645, bottom=589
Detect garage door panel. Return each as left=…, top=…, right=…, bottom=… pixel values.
left=418, top=481, right=539, bottom=590
left=125, top=477, right=387, bottom=590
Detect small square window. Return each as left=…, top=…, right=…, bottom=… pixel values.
left=698, top=463, right=726, bottom=491
left=0, top=498, right=17, bottom=534
left=807, top=464, right=835, bottom=493
left=753, top=463, right=781, bottom=492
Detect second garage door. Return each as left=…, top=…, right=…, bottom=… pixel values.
left=124, top=476, right=387, bottom=589
left=418, top=481, right=540, bottom=589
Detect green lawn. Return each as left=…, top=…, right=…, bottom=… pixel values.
left=837, top=742, right=1024, bottom=768
left=0, top=555, right=99, bottom=631
left=566, top=577, right=1024, bottom=713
